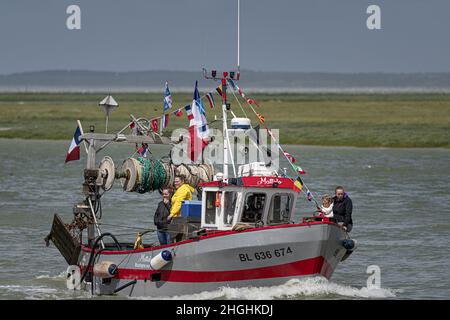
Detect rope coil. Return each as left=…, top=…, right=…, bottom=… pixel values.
left=120, top=158, right=214, bottom=193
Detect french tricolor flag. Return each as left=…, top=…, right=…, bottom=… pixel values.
left=65, top=126, right=82, bottom=163
left=161, top=113, right=169, bottom=129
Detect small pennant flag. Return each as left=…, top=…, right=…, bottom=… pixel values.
left=294, top=177, right=303, bottom=191
left=129, top=121, right=135, bottom=129
left=227, top=79, right=238, bottom=91
left=161, top=113, right=169, bottom=129
left=205, top=92, right=215, bottom=109
left=163, top=82, right=172, bottom=112
left=295, top=164, right=306, bottom=175
left=256, top=112, right=265, bottom=124
left=284, top=152, right=296, bottom=163
left=151, top=119, right=159, bottom=132
left=307, top=191, right=313, bottom=201
left=184, top=104, right=194, bottom=120
left=65, top=125, right=82, bottom=163
left=173, top=108, right=183, bottom=117
left=216, top=85, right=223, bottom=97
left=238, top=87, right=245, bottom=98
left=137, top=143, right=149, bottom=157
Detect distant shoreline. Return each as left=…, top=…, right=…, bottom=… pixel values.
left=1, top=70, right=450, bottom=94
left=2, top=87, right=450, bottom=94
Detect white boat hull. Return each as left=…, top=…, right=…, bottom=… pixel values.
left=79, top=221, right=349, bottom=297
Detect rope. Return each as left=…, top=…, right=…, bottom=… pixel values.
left=136, top=157, right=167, bottom=193
left=122, top=157, right=214, bottom=193
left=97, top=222, right=157, bottom=232
left=229, top=87, right=248, bottom=118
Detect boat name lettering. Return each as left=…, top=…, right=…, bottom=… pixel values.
left=138, top=254, right=153, bottom=263
left=256, top=177, right=283, bottom=186
left=238, top=247, right=293, bottom=262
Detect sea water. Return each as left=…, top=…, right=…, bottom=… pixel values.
left=0, top=139, right=448, bottom=299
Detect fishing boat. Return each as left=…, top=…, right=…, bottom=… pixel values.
left=44, top=2, right=356, bottom=297
left=45, top=69, right=356, bottom=297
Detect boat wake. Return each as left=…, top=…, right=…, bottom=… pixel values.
left=0, top=285, right=59, bottom=300
left=148, top=277, right=399, bottom=300
left=1, top=274, right=399, bottom=299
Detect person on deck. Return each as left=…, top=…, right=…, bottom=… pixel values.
left=319, top=194, right=334, bottom=218
left=332, top=186, right=353, bottom=232
left=167, top=175, right=195, bottom=222
left=154, top=188, right=173, bottom=245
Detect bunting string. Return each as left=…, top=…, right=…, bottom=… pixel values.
left=226, top=80, right=320, bottom=208
left=228, top=86, right=248, bottom=118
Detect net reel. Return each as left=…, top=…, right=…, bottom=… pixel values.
left=98, top=156, right=116, bottom=192
left=96, top=156, right=215, bottom=193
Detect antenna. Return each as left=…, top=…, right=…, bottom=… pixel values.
left=237, top=0, right=240, bottom=71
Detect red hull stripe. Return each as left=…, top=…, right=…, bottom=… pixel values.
left=115, top=256, right=325, bottom=282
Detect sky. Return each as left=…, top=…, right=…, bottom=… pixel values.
left=1, top=0, right=450, bottom=74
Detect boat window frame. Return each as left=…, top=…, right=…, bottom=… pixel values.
left=239, top=191, right=268, bottom=224
left=266, top=192, right=294, bottom=225
left=203, top=190, right=218, bottom=227
left=222, top=190, right=238, bottom=227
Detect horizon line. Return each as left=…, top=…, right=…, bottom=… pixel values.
left=2, top=69, right=450, bottom=77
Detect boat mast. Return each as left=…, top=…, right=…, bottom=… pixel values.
left=237, top=0, right=240, bottom=71
left=222, top=77, right=229, bottom=180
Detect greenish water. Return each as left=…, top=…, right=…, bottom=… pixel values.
left=0, top=139, right=449, bottom=299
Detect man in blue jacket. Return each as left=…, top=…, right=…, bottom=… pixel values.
left=332, top=186, right=353, bottom=232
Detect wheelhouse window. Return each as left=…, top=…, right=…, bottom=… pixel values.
left=223, top=191, right=237, bottom=226
left=205, top=192, right=217, bottom=225
left=241, top=193, right=266, bottom=223
left=268, top=194, right=292, bottom=225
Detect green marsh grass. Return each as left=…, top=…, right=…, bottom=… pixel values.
left=0, top=92, right=449, bottom=148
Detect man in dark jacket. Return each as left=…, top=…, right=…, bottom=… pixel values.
left=332, top=186, right=353, bottom=232
left=154, top=188, right=172, bottom=245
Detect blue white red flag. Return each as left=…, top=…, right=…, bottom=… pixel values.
left=187, top=81, right=209, bottom=162
left=65, top=125, right=82, bottom=163
left=161, top=113, right=169, bottom=129
left=137, top=143, right=149, bottom=157
left=173, top=108, right=183, bottom=117
left=184, top=104, right=194, bottom=120
left=191, top=81, right=209, bottom=140
left=163, top=82, right=172, bottom=113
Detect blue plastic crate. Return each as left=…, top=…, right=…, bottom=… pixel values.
left=181, top=200, right=202, bottom=218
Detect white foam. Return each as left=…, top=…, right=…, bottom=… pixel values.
left=0, top=285, right=58, bottom=296
left=35, top=271, right=66, bottom=280
left=0, top=284, right=93, bottom=300
left=143, top=277, right=398, bottom=300
left=6, top=276, right=398, bottom=300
